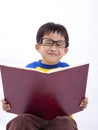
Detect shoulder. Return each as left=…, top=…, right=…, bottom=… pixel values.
left=26, top=61, right=39, bottom=68
left=59, top=61, right=69, bottom=68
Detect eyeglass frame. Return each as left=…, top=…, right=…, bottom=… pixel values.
left=39, top=38, right=67, bottom=48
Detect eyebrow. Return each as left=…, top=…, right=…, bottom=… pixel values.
left=42, top=38, right=66, bottom=42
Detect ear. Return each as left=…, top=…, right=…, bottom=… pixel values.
left=64, top=48, right=68, bottom=55
left=35, top=44, right=40, bottom=52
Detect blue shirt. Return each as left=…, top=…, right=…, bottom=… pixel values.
left=26, top=60, right=69, bottom=69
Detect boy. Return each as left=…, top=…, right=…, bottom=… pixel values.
left=1, top=22, right=88, bottom=130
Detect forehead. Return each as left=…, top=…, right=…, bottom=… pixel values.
left=43, top=32, right=65, bottom=41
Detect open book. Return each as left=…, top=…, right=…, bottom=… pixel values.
left=0, top=64, right=89, bottom=120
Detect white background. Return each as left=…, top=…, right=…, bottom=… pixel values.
left=0, top=0, right=98, bottom=129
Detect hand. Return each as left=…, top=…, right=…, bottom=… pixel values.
left=80, top=97, right=88, bottom=109
left=1, top=99, right=11, bottom=111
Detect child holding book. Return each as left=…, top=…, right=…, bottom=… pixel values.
left=1, top=22, right=88, bottom=130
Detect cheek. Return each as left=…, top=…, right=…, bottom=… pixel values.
left=40, top=49, right=47, bottom=55
left=59, top=51, right=66, bottom=56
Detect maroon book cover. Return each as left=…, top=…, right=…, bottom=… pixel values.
left=0, top=64, right=89, bottom=120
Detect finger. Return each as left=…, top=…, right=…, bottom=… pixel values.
left=1, top=99, right=7, bottom=104
left=2, top=104, right=11, bottom=111
left=80, top=102, right=88, bottom=109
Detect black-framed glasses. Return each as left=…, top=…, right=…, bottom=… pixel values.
left=39, top=38, right=66, bottom=48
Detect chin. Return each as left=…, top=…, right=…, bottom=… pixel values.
left=47, top=61, right=58, bottom=65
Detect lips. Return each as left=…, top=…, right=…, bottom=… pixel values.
left=48, top=53, right=57, bottom=56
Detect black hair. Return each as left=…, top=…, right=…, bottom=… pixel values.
left=36, top=22, right=69, bottom=48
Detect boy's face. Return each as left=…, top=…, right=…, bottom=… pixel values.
left=35, top=32, right=68, bottom=65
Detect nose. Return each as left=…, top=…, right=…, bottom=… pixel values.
left=49, top=43, right=57, bottom=51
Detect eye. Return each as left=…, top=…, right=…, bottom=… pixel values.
left=46, top=39, right=52, bottom=43
left=43, top=39, right=53, bottom=46
left=56, top=42, right=65, bottom=48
